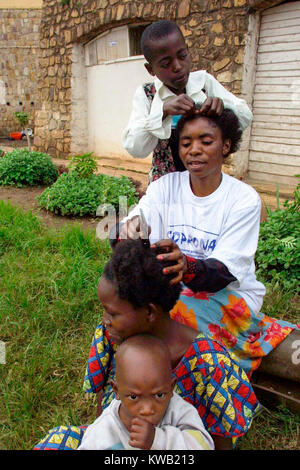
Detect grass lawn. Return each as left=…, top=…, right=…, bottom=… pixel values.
left=0, top=200, right=299, bottom=450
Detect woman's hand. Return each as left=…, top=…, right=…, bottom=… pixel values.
left=119, top=215, right=151, bottom=241
left=152, top=239, right=187, bottom=285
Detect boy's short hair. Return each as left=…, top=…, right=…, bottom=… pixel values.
left=141, top=20, right=184, bottom=63
left=116, top=334, right=171, bottom=369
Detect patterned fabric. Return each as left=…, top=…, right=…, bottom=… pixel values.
left=170, top=287, right=299, bottom=375
left=85, top=325, right=259, bottom=437
left=34, top=425, right=88, bottom=450
left=143, top=83, right=176, bottom=182
left=83, top=324, right=117, bottom=407
left=34, top=323, right=260, bottom=450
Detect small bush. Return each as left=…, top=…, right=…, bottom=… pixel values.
left=255, top=179, right=300, bottom=293
left=68, top=152, right=98, bottom=178
left=0, top=149, right=58, bottom=187
left=37, top=172, right=138, bottom=216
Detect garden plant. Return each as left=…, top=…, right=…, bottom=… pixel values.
left=255, top=178, right=300, bottom=297
left=14, top=111, right=32, bottom=151
left=37, top=152, right=138, bottom=216
left=0, top=149, right=58, bottom=187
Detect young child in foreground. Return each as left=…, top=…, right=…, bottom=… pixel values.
left=122, top=20, right=252, bottom=181
left=78, top=334, right=214, bottom=450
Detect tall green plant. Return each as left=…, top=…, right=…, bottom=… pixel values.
left=14, top=111, right=29, bottom=128
left=14, top=111, right=32, bottom=151
left=255, top=177, right=300, bottom=293
left=68, top=152, right=98, bottom=178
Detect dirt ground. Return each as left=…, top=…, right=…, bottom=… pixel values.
left=0, top=185, right=102, bottom=230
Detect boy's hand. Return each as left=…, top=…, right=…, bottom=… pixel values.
left=129, top=417, right=155, bottom=450
left=199, top=97, right=223, bottom=117
left=163, top=94, right=195, bottom=118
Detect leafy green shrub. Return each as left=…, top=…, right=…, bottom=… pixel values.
left=37, top=172, right=138, bottom=216
left=255, top=179, right=300, bottom=293
left=15, top=111, right=29, bottom=129
left=68, top=152, right=98, bottom=178
left=0, top=149, right=58, bottom=187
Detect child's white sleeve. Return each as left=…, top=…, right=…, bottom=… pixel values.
left=150, top=396, right=214, bottom=451
left=204, top=72, right=253, bottom=130
left=122, top=86, right=172, bottom=159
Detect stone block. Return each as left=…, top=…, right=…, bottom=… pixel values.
left=178, top=0, right=190, bottom=18
left=216, top=70, right=232, bottom=83
left=211, top=23, right=223, bottom=34
left=234, top=0, right=246, bottom=6
left=116, top=5, right=125, bottom=20
left=180, top=25, right=192, bottom=37
left=213, top=57, right=230, bottom=72
left=214, top=37, right=225, bottom=46
left=234, top=48, right=244, bottom=64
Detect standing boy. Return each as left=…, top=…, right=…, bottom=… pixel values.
left=122, top=20, right=252, bottom=181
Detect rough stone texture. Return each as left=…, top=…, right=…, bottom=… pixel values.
left=0, top=9, right=41, bottom=136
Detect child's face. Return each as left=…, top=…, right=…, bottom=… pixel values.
left=114, top=349, right=175, bottom=428
left=145, top=30, right=191, bottom=95
left=98, top=276, right=151, bottom=345
left=179, top=116, right=230, bottom=187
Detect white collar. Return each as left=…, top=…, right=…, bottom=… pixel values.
left=153, top=70, right=207, bottom=100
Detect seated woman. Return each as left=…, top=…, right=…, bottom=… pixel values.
left=34, top=239, right=260, bottom=451
left=119, top=105, right=300, bottom=380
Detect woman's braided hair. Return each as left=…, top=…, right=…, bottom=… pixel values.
left=103, top=239, right=182, bottom=312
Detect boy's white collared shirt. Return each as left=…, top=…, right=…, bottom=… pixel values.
left=122, top=70, right=253, bottom=159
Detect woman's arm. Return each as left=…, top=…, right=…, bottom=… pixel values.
left=182, top=256, right=236, bottom=293
left=152, top=240, right=236, bottom=292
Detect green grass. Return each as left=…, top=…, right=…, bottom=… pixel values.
left=0, top=200, right=299, bottom=450
left=237, top=405, right=300, bottom=450
left=0, top=200, right=111, bottom=449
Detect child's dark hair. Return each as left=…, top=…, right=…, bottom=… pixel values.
left=103, top=239, right=182, bottom=312
left=141, top=20, right=184, bottom=63
left=176, top=105, right=243, bottom=157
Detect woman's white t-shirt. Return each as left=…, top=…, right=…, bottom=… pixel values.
left=123, top=171, right=266, bottom=314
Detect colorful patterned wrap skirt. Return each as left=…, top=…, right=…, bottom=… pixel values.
left=171, top=287, right=299, bottom=376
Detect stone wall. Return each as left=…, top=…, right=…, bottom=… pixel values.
left=0, top=8, right=41, bottom=136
